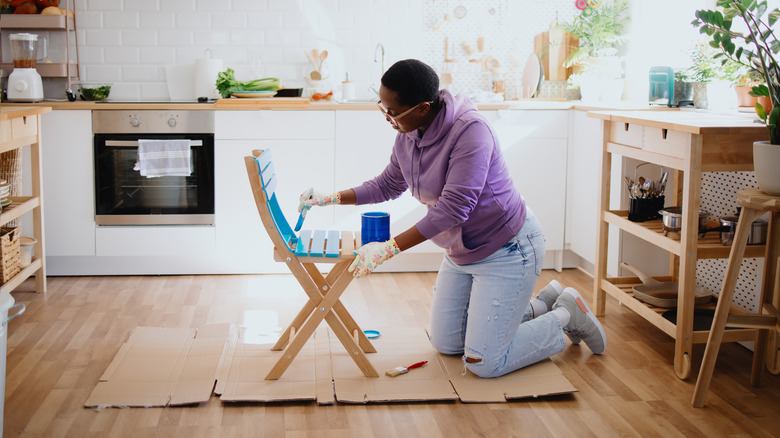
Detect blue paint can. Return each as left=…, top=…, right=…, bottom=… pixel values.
left=361, top=212, right=390, bottom=246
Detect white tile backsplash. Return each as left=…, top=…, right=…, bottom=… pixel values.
left=71, top=0, right=423, bottom=100
left=68, top=0, right=686, bottom=102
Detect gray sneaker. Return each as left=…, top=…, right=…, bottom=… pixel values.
left=536, top=279, right=563, bottom=313
left=553, top=287, right=607, bottom=355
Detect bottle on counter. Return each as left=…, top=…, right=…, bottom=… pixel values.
left=342, top=72, right=356, bottom=102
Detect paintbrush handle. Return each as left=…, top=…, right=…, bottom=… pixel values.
left=294, top=212, right=305, bottom=232
left=406, top=361, right=427, bottom=370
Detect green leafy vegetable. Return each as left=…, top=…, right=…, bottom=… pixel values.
left=215, top=68, right=281, bottom=98
left=80, top=85, right=111, bottom=101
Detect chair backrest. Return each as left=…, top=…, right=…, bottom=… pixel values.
left=245, top=149, right=296, bottom=253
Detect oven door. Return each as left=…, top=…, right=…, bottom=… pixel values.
left=94, top=133, right=215, bottom=225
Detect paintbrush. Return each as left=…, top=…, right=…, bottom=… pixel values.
left=385, top=360, right=427, bottom=377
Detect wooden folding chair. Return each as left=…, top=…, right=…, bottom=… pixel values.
left=244, top=149, right=379, bottom=380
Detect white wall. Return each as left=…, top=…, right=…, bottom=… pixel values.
left=67, top=0, right=586, bottom=101
left=72, top=0, right=426, bottom=101
left=52, top=1, right=752, bottom=102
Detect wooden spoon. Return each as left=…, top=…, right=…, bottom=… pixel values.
left=320, top=50, right=328, bottom=67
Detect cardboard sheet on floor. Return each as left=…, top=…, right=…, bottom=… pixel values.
left=330, top=327, right=458, bottom=403
left=217, top=327, right=327, bottom=403
left=436, top=352, right=577, bottom=403
left=84, top=323, right=232, bottom=408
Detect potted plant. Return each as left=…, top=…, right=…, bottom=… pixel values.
left=560, top=0, right=629, bottom=102
left=693, top=1, right=780, bottom=195
left=673, top=70, right=695, bottom=107
left=686, top=41, right=721, bottom=108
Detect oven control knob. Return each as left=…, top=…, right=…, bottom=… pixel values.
left=168, top=117, right=177, bottom=127
left=130, top=117, right=141, bottom=127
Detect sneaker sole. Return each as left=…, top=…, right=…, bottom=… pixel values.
left=563, top=288, right=607, bottom=354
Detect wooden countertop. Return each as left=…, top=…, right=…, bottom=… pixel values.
left=589, top=109, right=768, bottom=135
left=0, top=105, right=52, bottom=119
left=2, top=99, right=654, bottom=111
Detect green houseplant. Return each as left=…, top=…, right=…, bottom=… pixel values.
left=560, top=0, right=629, bottom=101
left=692, top=0, right=780, bottom=195
left=685, top=41, right=723, bottom=108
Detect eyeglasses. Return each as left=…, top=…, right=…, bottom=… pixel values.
left=376, top=100, right=432, bottom=127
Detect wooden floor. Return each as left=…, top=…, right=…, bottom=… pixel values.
left=5, top=268, right=780, bottom=437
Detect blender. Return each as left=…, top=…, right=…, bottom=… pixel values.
left=7, top=33, right=44, bottom=102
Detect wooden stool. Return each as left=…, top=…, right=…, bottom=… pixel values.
left=692, top=189, right=780, bottom=407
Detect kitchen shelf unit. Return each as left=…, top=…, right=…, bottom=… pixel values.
left=590, top=110, right=768, bottom=380
left=0, top=1, right=80, bottom=84
left=0, top=106, right=50, bottom=294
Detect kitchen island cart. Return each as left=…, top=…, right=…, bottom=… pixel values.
left=590, top=110, right=768, bottom=379
left=0, top=106, right=49, bottom=294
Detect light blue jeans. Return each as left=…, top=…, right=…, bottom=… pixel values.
left=429, top=211, right=566, bottom=378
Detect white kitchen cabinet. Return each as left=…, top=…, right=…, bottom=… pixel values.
left=40, top=110, right=95, bottom=257
left=566, top=110, right=602, bottom=268
left=481, top=109, right=568, bottom=270
left=333, top=110, right=442, bottom=267
left=214, top=111, right=336, bottom=273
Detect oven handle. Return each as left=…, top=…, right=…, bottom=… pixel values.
left=104, top=140, right=203, bottom=147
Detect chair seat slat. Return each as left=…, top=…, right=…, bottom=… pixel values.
left=310, top=230, right=326, bottom=257
left=296, top=230, right=312, bottom=257
left=341, top=231, right=355, bottom=255
left=325, top=230, right=340, bottom=257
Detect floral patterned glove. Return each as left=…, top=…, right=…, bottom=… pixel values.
left=349, top=239, right=401, bottom=278
left=297, top=188, right=341, bottom=217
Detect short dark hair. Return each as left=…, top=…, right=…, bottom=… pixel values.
left=381, top=59, right=439, bottom=107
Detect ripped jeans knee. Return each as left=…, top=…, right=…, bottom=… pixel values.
left=462, top=349, right=498, bottom=378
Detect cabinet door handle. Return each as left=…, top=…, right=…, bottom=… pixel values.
left=104, top=140, right=203, bottom=147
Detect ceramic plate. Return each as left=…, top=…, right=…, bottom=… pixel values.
left=521, top=52, right=542, bottom=98
left=231, top=91, right=277, bottom=98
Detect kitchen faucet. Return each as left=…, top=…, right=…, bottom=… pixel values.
left=374, top=43, right=385, bottom=74
left=370, top=43, right=386, bottom=97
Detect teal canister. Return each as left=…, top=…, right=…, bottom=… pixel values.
left=648, top=66, right=674, bottom=106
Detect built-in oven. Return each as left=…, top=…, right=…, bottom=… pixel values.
left=93, top=110, right=215, bottom=225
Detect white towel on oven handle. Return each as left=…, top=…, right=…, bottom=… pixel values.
left=133, top=139, right=192, bottom=178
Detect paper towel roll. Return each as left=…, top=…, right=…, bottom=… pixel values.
left=194, top=57, right=224, bottom=100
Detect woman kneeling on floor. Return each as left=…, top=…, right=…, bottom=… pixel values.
left=298, top=59, right=607, bottom=377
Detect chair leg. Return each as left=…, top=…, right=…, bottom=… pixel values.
left=266, top=259, right=378, bottom=380
left=752, top=328, right=769, bottom=386
left=753, top=255, right=780, bottom=385
left=305, top=263, right=377, bottom=353
left=271, top=296, right=318, bottom=351
left=692, top=207, right=761, bottom=407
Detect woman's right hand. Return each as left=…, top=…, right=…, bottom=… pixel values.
left=298, top=188, right=341, bottom=216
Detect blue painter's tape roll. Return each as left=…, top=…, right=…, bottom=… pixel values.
left=361, top=212, right=390, bottom=246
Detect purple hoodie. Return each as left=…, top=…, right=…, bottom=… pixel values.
left=351, top=89, right=527, bottom=265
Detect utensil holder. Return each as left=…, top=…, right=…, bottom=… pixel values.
left=628, top=195, right=665, bottom=222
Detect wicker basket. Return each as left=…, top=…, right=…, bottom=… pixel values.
left=0, top=149, right=22, bottom=227
left=0, top=227, right=21, bottom=284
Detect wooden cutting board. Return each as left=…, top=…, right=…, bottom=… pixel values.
left=215, top=97, right=310, bottom=109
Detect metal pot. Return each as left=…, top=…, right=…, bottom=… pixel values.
left=718, top=215, right=768, bottom=246
left=658, top=206, right=709, bottom=235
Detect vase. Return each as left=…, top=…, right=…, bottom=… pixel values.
left=692, top=82, right=708, bottom=108
left=753, top=141, right=780, bottom=195
left=600, top=78, right=624, bottom=101
left=758, top=95, right=773, bottom=113
left=578, top=77, right=600, bottom=102
left=735, top=86, right=757, bottom=107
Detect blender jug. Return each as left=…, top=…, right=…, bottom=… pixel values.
left=7, top=33, right=45, bottom=102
